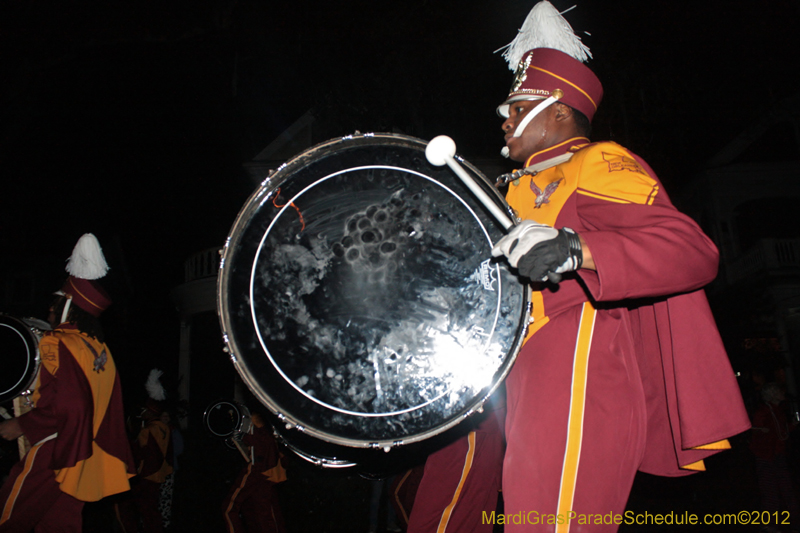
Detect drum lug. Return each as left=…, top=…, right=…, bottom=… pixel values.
left=366, top=441, right=404, bottom=452
left=21, top=391, right=33, bottom=407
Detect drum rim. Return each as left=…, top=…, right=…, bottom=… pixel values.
left=217, top=132, right=529, bottom=449
left=0, top=314, right=41, bottom=403
left=272, top=429, right=357, bottom=469
left=203, top=399, right=251, bottom=438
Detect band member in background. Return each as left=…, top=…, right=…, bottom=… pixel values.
left=158, top=407, right=184, bottom=530
left=0, top=233, right=135, bottom=532
left=750, top=382, right=800, bottom=522
left=222, top=411, right=287, bottom=533
left=488, top=2, right=750, bottom=530
left=116, top=369, right=174, bottom=533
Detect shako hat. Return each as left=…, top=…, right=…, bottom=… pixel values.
left=497, top=1, right=603, bottom=122
left=60, top=233, right=112, bottom=317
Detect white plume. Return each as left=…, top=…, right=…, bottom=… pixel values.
left=145, top=368, right=166, bottom=401
left=498, top=1, right=591, bottom=70
left=65, top=233, right=109, bottom=280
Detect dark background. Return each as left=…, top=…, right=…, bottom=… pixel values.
left=1, top=1, right=799, bottom=531
left=2, top=0, right=798, bottom=370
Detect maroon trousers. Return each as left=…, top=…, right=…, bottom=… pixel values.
left=503, top=304, right=646, bottom=532
left=222, top=464, right=284, bottom=533
left=114, top=478, right=163, bottom=533
left=0, top=440, right=85, bottom=533
left=406, top=408, right=505, bottom=533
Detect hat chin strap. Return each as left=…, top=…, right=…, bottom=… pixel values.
left=61, top=295, right=73, bottom=325
left=501, top=93, right=561, bottom=158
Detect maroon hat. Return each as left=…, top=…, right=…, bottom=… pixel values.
left=497, top=47, right=603, bottom=122
left=62, top=276, right=112, bottom=317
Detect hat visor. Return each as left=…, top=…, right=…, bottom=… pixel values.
left=497, top=95, right=546, bottom=118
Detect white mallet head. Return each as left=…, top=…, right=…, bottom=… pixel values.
left=425, top=135, right=457, bottom=167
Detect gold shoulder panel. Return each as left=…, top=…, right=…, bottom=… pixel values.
left=572, top=143, right=659, bottom=206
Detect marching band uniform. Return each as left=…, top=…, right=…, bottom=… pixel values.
left=222, top=417, right=287, bottom=533
left=116, top=407, right=174, bottom=533
left=501, top=137, right=751, bottom=529
left=490, top=3, right=750, bottom=531
left=0, top=235, right=135, bottom=533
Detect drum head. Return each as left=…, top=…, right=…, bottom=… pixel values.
left=204, top=400, right=250, bottom=438
left=218, top=133, right=528, bottom=448
left=0, top=315, right=40, bottom=404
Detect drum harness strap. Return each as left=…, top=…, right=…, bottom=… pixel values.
left=495, top=152, right=574, bottom=188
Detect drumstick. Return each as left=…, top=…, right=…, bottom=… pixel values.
left=426, top=136, right=515, bottom=230
left=0, top=406, right=11, bottom=420
left=231, top=436, right=252, bottom=463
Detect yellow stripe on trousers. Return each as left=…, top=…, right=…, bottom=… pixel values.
left=224, top=463, right=253, bottom=533
left=436, top=430, right=477, bottom=533
left=393, top=469, right=414, bottom=525
left=555, top=302, right=597, bottom=533
left=1, top=442, right=44, bottom=525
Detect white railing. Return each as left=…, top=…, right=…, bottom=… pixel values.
left=726, top=239, right=800, bottom=284
left=183, top=248, right=222, bottom=283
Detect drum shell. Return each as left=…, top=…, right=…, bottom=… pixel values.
left=218, top=133, right=529, bottom=450
left=0, top=315, right=42, bottom=405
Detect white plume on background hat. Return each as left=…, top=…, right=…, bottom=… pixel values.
left=65, top=233, right=109, bottom=280
left=498, top=1, right=592, bottom=70
left=145, top=368, right=167, bottom=401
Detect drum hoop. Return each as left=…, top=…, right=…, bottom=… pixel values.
left=0, top=316, right=41, bottom=401
left=218, top=133, right=530, bottom=449
left=249, top=164, right=506, bottom=418
left=273, top=429, right=357, bottom=469
left=203, top=399, right=251, bottom=438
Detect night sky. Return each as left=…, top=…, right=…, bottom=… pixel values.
left=2, top=0, right=799, bottom=380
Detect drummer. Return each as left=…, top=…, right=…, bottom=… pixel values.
left=486, top=2, right=750, bottom=530
left=0, top=234, right=135, bottom=532
left=221, top=411, right=287, bottom=533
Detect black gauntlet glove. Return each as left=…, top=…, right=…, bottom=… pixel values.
left=491, top=221, right=583, bottom=283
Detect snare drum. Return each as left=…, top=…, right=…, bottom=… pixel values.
left=218, top=133, right=529, bottom=459
left=0, top=315, right=46, bottom=405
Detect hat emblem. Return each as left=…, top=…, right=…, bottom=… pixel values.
left=511, top=53, right=533, bottom=92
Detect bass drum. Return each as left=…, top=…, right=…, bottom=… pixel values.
left=218, top=133, right=529, bottom=461
left=0, top=315, right=45, bottom=405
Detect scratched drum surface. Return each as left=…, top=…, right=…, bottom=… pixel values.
left=219, top=134, right=527, bottom=447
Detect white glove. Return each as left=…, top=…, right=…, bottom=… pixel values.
left=491, top=220, right=583, bottom=282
